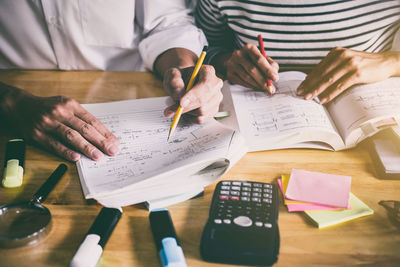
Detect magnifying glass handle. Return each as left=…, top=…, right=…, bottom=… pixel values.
left=32, top=164, right=68, bottom=203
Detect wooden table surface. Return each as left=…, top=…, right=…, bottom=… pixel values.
left=0, top=70, right=399, bottom=267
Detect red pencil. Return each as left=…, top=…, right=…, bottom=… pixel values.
left=258, top=34, right=273, bottom=95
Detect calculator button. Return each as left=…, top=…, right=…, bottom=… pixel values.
left=221, top=186, right=230, bottom=190
left=214, top=219, right=222, bottom=224
left=241, top=192, right=250, bottom=196
left=263, top=193, right=272, bottom=198
left=263, top=199, right=272, bottom=203
left=253, top=183, right=262, bottom=187
left=230, top=196, right=240, bottom=201
left=252, top=192, right=261, bottom=197
left=242, top=182, right=252, bottom=187
left=255, top=222, right=263, bottom=227
left=223, top=219, right=231, bottom=224
left=233, top=216, right=252, bottom=227
left=241, top=197, right=250, bottom=201
left=264, top=223, right=272, bottom=228
left=230, top=191, right=240, bottom=196
left=252, top=188, right=261, bottom=192
left=242, top=187, right=251, bottom=191
left=263, top=184, right=272, bottom=188
left=220, top=190, right=229, bottom=195
left=232, top=182, right=241, bottom=186
left=219, top=195, right=229, bottom=200
left=252, top=197, right=261, bottom=202
left=231, top=186, right=241, bottom=191
left=222, top=181, right=231, bottom=185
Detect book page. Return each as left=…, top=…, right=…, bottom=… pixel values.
left=76, top=97, right=243, bottom=203
left=230, top=71, right=344, bottom=151
left=327, top=77, right=400, bottom=147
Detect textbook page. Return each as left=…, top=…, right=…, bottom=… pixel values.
left=229, top=71, right=344, bottom=151
left=327, top=77, right=400, bottom=147
left=76, top=97, right=246, bottom=206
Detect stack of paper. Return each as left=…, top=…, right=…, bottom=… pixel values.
left=279, top=169, right=373, bottom=228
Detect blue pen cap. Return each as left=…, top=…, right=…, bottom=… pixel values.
left=159, top=237, right=187, bottom=267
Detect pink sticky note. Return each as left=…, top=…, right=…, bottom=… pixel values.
left=285, top=169, right=351, bottom=208
left=277, top=179, right=350, bottom=212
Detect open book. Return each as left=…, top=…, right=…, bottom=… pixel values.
left=222, top=71, right=400, bottom=151
left=76, top=97, right=247, bottom=208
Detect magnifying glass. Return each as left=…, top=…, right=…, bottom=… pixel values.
left=0, top=163, right=67, bottom=248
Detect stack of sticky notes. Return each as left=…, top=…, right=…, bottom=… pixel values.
left=279, top=169, right=373, bottom=228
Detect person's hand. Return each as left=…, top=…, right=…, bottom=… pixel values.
left=224, top=44, right=279, bottom=93
left=163, top=65, right=223, bottom=124
left=1, top=88, right=119, bottom=162
left=297, top=47, right=400, bottom=104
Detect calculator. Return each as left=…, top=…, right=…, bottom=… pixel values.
left=200, top=180, right=280, bottom=266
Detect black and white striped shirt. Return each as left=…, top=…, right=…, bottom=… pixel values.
left=195, top=0, right=400, bottom=72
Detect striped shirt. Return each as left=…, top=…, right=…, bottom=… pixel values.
left=195, top=0, right=400, bottom=72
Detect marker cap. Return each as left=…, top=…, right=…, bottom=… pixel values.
left=2, top=139, right=25, bottom=188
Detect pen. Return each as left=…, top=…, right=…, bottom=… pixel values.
left=2, top=139, right=25, bottom=188
left=258, top=34, right=273, bottom=96
left=149, top=208, right=187, bottom=267
left=70, top=207, right=122, bottom=267
left=167, top=46, right=208, bottom=141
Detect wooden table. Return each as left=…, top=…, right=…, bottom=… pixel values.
left=0, top=70, right=399, bottom=266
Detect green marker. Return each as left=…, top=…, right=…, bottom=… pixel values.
left=2, top=139, right=25, bottom=188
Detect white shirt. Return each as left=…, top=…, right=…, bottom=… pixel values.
left=0, top=0, right=207, bottom=71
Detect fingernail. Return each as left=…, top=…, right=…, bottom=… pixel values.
left=297, top=88, right=304, bottom=95
left=71, top=152, right=81, bottom=162
left=92, top=149, right=103, bottom=161
left=305, top=93, right=313, bottom=100
left=108, top=144, right=119, bottom=155
left=320, top=98, right=327, bottom=104
left=181, top=98, right=190, bottom=108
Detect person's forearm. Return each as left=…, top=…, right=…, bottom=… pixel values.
left=0, top=82, right=23, bottom=117
left=385, top=50, right=400, bottom=76
left=154, top=48, right=198, bottom=79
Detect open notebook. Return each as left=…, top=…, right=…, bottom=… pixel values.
left=221, top=72, right=400, bottom=151
left=76, top=97, right=247, bottom=208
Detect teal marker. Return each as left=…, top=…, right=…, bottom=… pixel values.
left=2, top=139, right=25, bottom=188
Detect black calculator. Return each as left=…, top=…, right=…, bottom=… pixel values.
left=200, top=180, right=280, bottom=266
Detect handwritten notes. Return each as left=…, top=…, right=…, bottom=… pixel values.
left=76, top=97, right=246, bottom=206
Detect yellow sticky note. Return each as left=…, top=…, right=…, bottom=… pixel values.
left=304, top=193, right=374, bottom=228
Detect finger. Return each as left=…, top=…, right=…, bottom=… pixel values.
left=179, top=66, right=223, bottom=113
left=318, top=71, right=356, bottom=104
left=163, top=68, right=186, bottom=101
left=32, top=128, right=81, bottom=162
left=238, top=54, right=271, bottom=91
left=303, top=61, right=349, bottom=100
left=186, top=90, right=223, bottom=117
left=244, top=44, right=279, bottom=81
left=235, top=64, right=261, bottom=90
left=53, top=122, right=105, bottom=161
left=228, top=70, right=258, bottom=90
left=73, top=103, right=119, bottom=156
left=164, top=103, right=179, bottom=118
left=67, top=116, right=119, bottom=156
left=297, top=47, right=345, bottom=95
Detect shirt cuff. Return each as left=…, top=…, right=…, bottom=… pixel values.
left=139, top=25, right=208, bottom=71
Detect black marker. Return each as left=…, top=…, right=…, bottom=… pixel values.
left=2, top=139, right=25, bottom=188
left=149, top=208, right=187, bottom=267
left=70, top=207, right=122, bottom=267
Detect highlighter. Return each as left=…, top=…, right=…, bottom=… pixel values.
left=70, top=207, right=122, bottom=267
left=2, top=139, right=25, bottom=188
left=149, top=208, right=187, bottom=267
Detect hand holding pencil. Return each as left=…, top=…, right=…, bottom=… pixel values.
left=222, top=35, right=279, bottom=94
left=164, top=46, right=223, bottom=140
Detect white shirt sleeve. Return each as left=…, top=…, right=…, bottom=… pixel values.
left=137, top=0, right=207, bottom=71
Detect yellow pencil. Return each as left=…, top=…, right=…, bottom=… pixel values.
left=167, top=46, right=208, bottom=141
